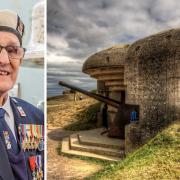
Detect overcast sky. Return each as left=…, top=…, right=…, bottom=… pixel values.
left=47, top=0, right=180, bottom=96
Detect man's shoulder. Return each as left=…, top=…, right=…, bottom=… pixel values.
left=11, top=97, right=41, bottom=110
left=10, top=97, right=44, bottom=123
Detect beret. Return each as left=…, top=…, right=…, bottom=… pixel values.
left=0, top=10, right=25, bottom=44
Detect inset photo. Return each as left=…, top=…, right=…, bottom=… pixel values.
left=47, top=0, right=180, bottom=180
left=0, top=1, right=45, bottom=180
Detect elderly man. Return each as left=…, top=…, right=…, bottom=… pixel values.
left=0, top=10, right=44, bottom=180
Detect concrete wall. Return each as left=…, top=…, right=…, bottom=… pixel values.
left=124, top=29, right=180, bottom=153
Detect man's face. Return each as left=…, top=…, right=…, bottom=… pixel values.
left=0, top=31, right=21, bottom=94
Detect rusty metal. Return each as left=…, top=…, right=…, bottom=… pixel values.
left=59, top=80, right=121, bottom=108
left=59, top=80, right=140, bottom=139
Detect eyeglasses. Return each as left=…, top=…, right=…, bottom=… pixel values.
left=0, top=45, right=26, bottom=59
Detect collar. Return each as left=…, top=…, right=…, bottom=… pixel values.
left=1, top=95, right=13, bottom=118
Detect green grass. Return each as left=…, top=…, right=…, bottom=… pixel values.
left=59, top=151, right=111, bottom=167
left=64, top=102, right=101, bottom=131
left=58, top=140, right=113, bottom=169
left=85, top=121, right=180, bottom=180
left=90, top=89, right=98, bottom=93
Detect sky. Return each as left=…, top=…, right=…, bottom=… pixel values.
left=47, top=0, right=180, bottom=97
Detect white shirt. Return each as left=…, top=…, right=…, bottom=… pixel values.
left=1, top=95, right=16, bottom=140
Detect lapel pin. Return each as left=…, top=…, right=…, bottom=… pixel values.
left=17, top=106, right=26, bottom=117
left=3, top=131, right=12, bottom=150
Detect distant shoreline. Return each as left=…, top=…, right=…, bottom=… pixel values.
left=47, top=94, right=63, bottom=100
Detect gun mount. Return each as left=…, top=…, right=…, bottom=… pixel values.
left=59, top=81, right=139, bottom=139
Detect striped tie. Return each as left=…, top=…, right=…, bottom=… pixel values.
left=0, top=108, right=19, bottom=154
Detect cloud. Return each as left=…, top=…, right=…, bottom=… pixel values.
left=47, top=0, right=180, bottom=60
left=47, top=52, right=96, bottom=94
left=47, top=0, right=180, bottom=95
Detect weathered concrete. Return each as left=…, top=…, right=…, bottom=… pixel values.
left=83, top=45, right=129, bottom=72
left=82, top=28, right=180, bottom=154
left=125, top=28, right=180, bottom=151
left=83, top=45, right=129, bottom=137
left=82, top=45, right=129, bottom=92
left=61, top=128, right=125, bottom=161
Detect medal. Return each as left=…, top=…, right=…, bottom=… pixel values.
left=38, top=138, right=44, bottom=151
left=37, top=125, right=44, bottom=151
left=36, top=155, right=43, bottom=180
left=26, top=125, right=32, bottom=150
left=7, top=143, right=12, bottom=149
left=24, top=124, right=28, bottom=150
left=3, top=131, right=12, bottom=150
left=37, top=125, right=41, bottom=150
left=30, top=125, right=35, bottom=150
left=33, top=125, right=39, bottom=149
left=36, top=125, right=41, bottom=146
left=19, top=124, right=25, bottom=148
left=29, top=156, right=36, bottom=180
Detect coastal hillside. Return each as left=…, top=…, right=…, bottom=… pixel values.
left=87, top=120, right=180, bottom=180
left=47, top=93, right=179, bottom=179
left=47, top=93, right=104, bottom=179
left=47, top=93, right=100, bottom=130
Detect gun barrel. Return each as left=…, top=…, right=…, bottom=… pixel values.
left=59, top=81, right=120, bottom=108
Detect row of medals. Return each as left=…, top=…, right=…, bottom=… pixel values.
left=19, top=124, right=44, bottom=151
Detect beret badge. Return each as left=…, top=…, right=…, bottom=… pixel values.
left=17, top=16, right=24, bottom=37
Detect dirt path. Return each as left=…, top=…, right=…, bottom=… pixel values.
left=47, top=95, right=103, bottom=179
left=47, top=128, right=102, bottom=180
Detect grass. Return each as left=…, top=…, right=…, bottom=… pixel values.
left=84, top=121, right=180, bottom=180
left=47, top=94, right=73, bottom=106
left=58, top=138, right=113, bottom=173
left=59, top=151, right=111, bottom=167
left=58, top=120, right=179, bottom=179
left=64, top=102, right=101, bottom=131
left=47, top=93, right=100, bottom=130
left=49, top=94, right=180, bottom=179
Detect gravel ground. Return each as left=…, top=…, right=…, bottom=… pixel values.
left=47, top=95, right=102, bottom=180
left=47, top=129, right=102, bottom=180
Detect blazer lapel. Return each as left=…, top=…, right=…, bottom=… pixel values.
left=0, top=138, right=14, bottom=180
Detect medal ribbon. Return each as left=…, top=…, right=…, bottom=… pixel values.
left=36, top=125, right=40, bottom=139
left=37, top=155, right=41, bottom=171
left=33, top=125, right=37, bottom=138
left=29, top=156, right=36, bottom=172
left=30, top=125, right=33, bottom=138
left=40, top=125, right=44, bottom=138
left=27, top=125, right=31, bottom=138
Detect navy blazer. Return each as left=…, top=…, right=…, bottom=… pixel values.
left=0, top=97, right=44, bottom=180
left=0, top=138, right=14, bottom=180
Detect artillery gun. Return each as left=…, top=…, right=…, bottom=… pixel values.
left=59, top=81, right=139, bottom=139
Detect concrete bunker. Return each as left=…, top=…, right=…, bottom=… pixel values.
left=82, top=28, right=180, bottom=152
left=125, top=28, right=180, bottom=152
left=60, top=28, right=180, bottom=159
left=82, top=45, right=140, bottom=138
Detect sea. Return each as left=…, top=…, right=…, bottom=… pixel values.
left=47, top=67, right=96, bottom=97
